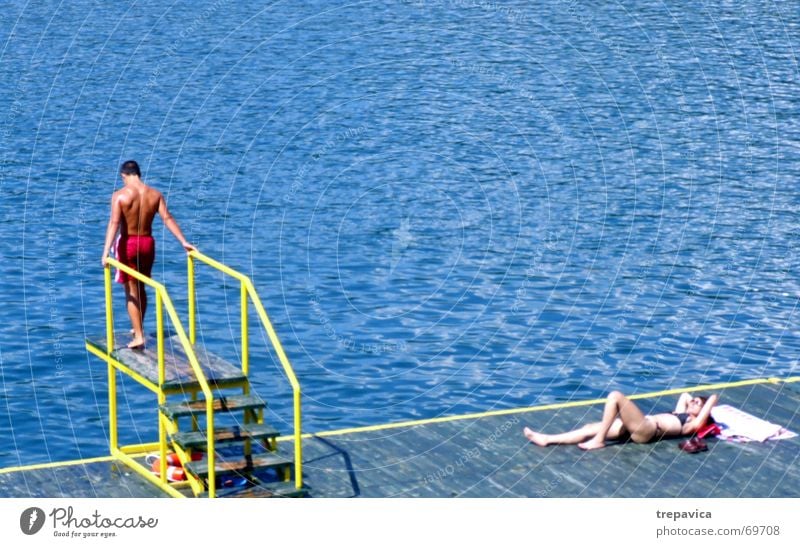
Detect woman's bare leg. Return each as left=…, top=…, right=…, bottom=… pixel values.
left=524, top=419, right=626, bottom=447
left=524, top=424, right=598, bottom=446
left=578, top=391, right=653, bottom=450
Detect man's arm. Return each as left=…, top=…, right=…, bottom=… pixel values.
left=101, top=194, right=122, bottom=266
left=158, top=194, right=196, bottom=252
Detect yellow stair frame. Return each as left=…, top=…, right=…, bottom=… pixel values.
left=85, top=250, right=303, bottom=498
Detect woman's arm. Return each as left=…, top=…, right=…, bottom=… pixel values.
left=685, top=394, right=719, bottom=434
left=674, top=392, right=692, bottom=413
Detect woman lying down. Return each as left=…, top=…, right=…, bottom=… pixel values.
left=523, top=391, right=718, bottom=450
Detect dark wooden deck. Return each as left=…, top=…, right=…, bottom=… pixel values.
left=2, top=379, right=798, bottom=497
left=294, top=380, right=799, bottom=497
left=0, top=458, right=166, bottom=497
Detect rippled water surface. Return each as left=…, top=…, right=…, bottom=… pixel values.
left=1, top=1, right=799, bottom=468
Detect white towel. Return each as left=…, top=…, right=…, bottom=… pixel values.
left=113, top=235, right=122, bottom=283
left=711, top=404, right=797, bottom=443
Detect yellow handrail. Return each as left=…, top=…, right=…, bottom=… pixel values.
left=187, top=250, right=303, bottom=490
left=104, top=267, right=116, bottom=450
left=103, top=257, right=217, bottom=498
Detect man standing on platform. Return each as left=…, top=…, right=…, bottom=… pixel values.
left=101, top=160, right=196, bottom=349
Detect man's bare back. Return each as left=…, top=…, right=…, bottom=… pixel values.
left=102, top=160, right=196, bottom=349
left=114, top=183, right=162, bottom=237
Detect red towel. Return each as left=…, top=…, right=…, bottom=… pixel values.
left=696, top=422, right=721, bottom=439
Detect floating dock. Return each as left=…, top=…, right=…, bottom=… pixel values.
left=2, top=377, right=797, bottom=497
left=6, top=252, right=796, bottom=497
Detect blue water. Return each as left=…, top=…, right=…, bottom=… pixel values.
left=1, top=1, right=799, bottom=468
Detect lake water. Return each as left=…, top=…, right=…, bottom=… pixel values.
left=1, top=1, right=799, bottom=469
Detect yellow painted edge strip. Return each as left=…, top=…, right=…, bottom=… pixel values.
left=0, top=455, right=117, bottom=475
left=0, top=448, right=161, bottom=475
left=276, top=377, right=783, bottom=442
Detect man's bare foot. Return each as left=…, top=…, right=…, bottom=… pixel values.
left=523, top=427, right=550, bottom=447
left=127, top=337, right=145, bottom=350
left=578, top=439, right=605, bottom=451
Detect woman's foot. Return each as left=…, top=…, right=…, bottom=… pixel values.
left=523, top=427, right=550, bottom=447
left=577, top=438, right=605, bottom=451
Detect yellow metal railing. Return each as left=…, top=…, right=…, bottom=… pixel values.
left=101, top=258, right=218, bottom=498
left=187, top=250, right=303, bottom=490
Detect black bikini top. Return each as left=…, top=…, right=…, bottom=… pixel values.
left=672, top=412, right=690, bottom=426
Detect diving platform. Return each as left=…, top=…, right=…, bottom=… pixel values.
left=85, top=331, right=247, bottom=392
left=3, top=378, right=797, bottom=497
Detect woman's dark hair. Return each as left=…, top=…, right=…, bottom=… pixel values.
left=120, top=160, right=141, bottom=177
left=696, top=395, right=715, bottom=423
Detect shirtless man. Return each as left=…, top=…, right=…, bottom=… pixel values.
left=101, top=160, right=196, bottom=349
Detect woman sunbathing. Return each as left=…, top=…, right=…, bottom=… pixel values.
left=523, top=391, right=718, bottom=450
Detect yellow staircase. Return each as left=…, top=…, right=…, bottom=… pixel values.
left=85, top=251, right=304, bottom=498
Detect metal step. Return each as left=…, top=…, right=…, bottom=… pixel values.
left=160, top=394, right=267, bottom=420
left=172, top=424, right=280, bottom=450
left=185, top=453, right=293, bottom=479
left=226, top=480, right=308, bottom=498
left=201, top=480, right=308, bottom=498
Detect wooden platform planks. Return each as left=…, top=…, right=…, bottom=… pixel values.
left=0, top=460, right=168, bottom=498
left=86, top=331, right=246, bottom=390
left=297, top=381, right=799, bottom=498
left=2, top=380, right=798, bottom=497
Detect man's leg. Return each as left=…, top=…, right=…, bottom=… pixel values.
left=140, top=280, right=147, bottom=327
left=124, top=281, right=147, bottom=338
left=125, top=279, right=145, bottom=348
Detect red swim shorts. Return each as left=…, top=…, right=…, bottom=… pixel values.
left=115, top=235, right=155, bottom=283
